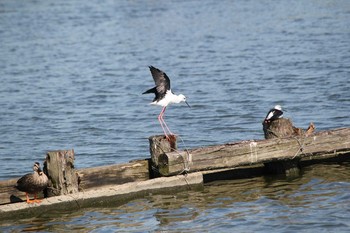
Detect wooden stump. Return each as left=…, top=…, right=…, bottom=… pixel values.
left=263, top=118, right=295, bottom=139
left=263, top=118, right=316, bottom=139
left=148, top=135, right=177, bottom=177
left=44, top=149, right=79, bottom=197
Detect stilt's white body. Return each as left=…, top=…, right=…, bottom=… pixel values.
left=150, top=90, right=186, bottom=107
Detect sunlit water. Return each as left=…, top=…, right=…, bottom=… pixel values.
left=1, top=0, right=349, bottom=231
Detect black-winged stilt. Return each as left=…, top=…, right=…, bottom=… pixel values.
left=264, top=105, right=283, bottom=123
left=143, top=66, right=190, bottom=138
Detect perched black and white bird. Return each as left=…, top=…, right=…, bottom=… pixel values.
left=15, top=162, right=48, bottom=204
left=143, top=66, right=190, bottom=138
left=264, top=105, right=283, bottom=123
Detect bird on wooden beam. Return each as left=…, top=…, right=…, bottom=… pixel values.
left=143, top=66, right=190, bottom=139
left=15, top=162, right=48, bottom=204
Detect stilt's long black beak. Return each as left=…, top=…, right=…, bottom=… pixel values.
left=185, top=101, right=191, bottom=108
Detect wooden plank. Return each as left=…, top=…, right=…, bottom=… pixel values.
left=0, top=159, right=149, bottom=205
left=158, top=128, right=350, bottom=176
left=77, top=159, right=149, bottom=191
left=0, top=172, right=203, bottom=221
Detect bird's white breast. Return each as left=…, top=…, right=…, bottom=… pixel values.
left=151, top=90, right=176, bottom=107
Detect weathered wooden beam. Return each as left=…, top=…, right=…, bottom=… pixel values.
left=77, top=159, right=149, bottom=191
left=44, top=149, right=79, bottom=197
left=0, top=172, right=203, bottom=221
left=158, top=128, right=350, bottom=176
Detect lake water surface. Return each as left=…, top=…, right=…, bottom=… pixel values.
left=1, top=0, right=350, bottom=232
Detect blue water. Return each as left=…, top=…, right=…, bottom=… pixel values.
left=1, top=0, right=350, bottom=231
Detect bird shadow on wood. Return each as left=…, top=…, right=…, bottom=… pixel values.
left=10, top=195, right=24, bottom=203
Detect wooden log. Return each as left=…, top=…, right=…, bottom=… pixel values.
left=44, top=149, right=79, bottom=197
left=158, top=128, right=350, bottom=176
left=0, top=172, right=203, bottom=221
left=148, top=135, right=177, bottom=177
left=77, top=159, right=149, bottom=191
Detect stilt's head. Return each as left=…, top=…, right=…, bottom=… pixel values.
left=177, top=94, right=190, bottom=108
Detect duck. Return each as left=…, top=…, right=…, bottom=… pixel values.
left=15, top=162, right=48, bottom=203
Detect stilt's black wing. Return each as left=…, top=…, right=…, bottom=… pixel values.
left=149, top=66, right=171, bottom=94
left=265, top=109, right=283, bottom=121
left=143, top=66, right=171, bottom=102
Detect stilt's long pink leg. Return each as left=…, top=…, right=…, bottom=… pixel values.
left=158, top=107, right=169, bottom=138
left=160, top=110, right=173, bottom=136
left=162, top=119, right=173, bottom=135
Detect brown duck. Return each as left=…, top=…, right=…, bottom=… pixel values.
left=15, top=162, right=48, bottom=203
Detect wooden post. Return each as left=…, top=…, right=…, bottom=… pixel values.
left=148, top=135, right=177, bottom=177
left=263, top=118, right=295, bottom=139
left=44, top=149, right=78, bottom=197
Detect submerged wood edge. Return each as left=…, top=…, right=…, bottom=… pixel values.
left=0, top=172, right=203, bottom=221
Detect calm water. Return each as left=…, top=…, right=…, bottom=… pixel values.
left=1, top=0, right=350, bottom=231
